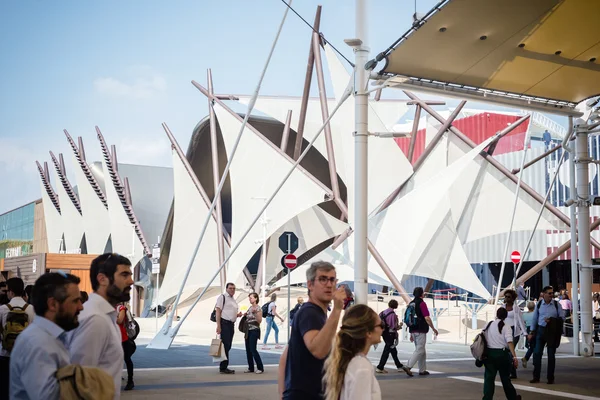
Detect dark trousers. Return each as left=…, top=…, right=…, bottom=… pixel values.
left=377, top=332, right=403, bottom=370
left=245, top=329, right=264, bottom=371
left=524, top=327, right=535, bottom=361
left=220, top=319, right=235, bottom=371
left=483, top=349, right=518, bottom=400
left=0, top=356, right=9, bottom=400
left=122, top=339, right=136, bottom=382
left=510, top=327, right=519, bottom=378
left=533, top=326, right=556, bottom=381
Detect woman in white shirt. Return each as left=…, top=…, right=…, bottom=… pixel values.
left=323, top=304, right=383, bottom=400
left=482, top=307, right=521, bottom=400
left=502, top=289, right=527, bottom=379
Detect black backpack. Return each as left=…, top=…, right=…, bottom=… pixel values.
left=261, top=302, right=272, bottom=318
left=210, top=294, right=225, bottom=322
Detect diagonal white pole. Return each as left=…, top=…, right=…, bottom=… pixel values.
left=493, top=114, right=533, bottom=308
left=151, top=1, right=294, bottom=343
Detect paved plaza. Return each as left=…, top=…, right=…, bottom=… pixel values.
left=122, top=340, right=600, bottom=399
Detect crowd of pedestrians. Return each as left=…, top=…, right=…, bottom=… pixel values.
left=0, top=253, right=138, bottom=399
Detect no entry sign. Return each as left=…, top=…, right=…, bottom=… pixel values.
left=281, top=253, right=297, bottom=269
left=511, top=251, right=521, bottom=264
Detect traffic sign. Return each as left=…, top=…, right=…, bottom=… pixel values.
left=281, top=254, right=297, bottom=269
left=510, top=251, right=521, bottom=264
left=279, top=231, right=299, bottom=254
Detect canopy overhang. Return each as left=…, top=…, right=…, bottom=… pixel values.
left=374, top=0, right=600, bottom=116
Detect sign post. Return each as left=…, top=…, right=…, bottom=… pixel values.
left=511, top=251, right=521, bottom=289
left=279, top=232, right=298, bottom=343
left=151, top=240, right=161, bottom=333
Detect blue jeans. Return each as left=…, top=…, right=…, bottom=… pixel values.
left=245, top=329, right=264, bottom=371
left=533, top=326, right=556, bottom=381
left=263, top=316, right=279, bottom=344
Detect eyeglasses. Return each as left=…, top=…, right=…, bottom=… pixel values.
left=316, top=276, right=337, bottom=285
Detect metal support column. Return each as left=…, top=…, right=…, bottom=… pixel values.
left=353, top=0, right=369, bottom=305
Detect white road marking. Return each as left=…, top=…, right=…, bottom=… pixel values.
left=450, top=376, right=600, bottom=400
left=128, top=364, right=280, bottom=372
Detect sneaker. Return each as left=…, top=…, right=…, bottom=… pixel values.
left=375, top=368, right=388, bottom=374
left=220, top=369, right=235, bottom=375
left=256, top=370, right=264, bottom=374
left=399, top=366, right=413, bottom=377
left=274, top=345, right=284, bottom=349
left=521, top=357, right=527, bottom=369
left=124, top=381, right=134, bottom=391
left=261, top=346, right=271, bottom=350
left=244, top=369, right=255, bottom=373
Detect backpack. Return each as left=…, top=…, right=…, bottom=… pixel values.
left=289, top=303, right=301, bottom=321
left=379, top=310, right=395, bottom=331
left=403, top=302, right=418, bottom=330
left=1, top=304, right=30, bottom=351
left=262, top=302, right=272, bottom=318
left=470, top=321, right=493, bottom=362
left=210, top=294, right=225, bottom=322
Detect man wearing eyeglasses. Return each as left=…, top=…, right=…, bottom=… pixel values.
left=528, top=285, right=565, bottom=384
left=278, top=261, right=346, bottom=400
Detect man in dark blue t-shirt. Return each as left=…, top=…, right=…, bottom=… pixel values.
left=278, top=261, right=346, bottom=400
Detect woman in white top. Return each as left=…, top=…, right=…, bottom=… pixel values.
left=323, top=304, right=383, bottom=400
left=503, top=289, right=526, bottom=379
left=482, top=307, right=521, bottom=400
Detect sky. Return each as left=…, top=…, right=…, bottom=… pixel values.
left=0, top=0, right=566, bottom=213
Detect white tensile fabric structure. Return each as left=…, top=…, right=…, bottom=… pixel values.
left=37, top=172, right=63, bottom=253
left=158, top=150, right=224, bottom=306
left=70, top=153, right=110, bottom=254
left=369, top=138, right=500, bottom=299
left=263, top=205, right=349, bottom=287
left=212, top=104, right=332, bottom=285
left=100, top=156, right=145, bottom=266
left=50, top=167, right=84, bottom=252
left=396, top=119, right=570, bottom=244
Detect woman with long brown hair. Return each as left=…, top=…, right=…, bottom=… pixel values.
left=323, top=304, right=383, bottom=400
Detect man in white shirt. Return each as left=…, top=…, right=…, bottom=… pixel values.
left=215, top=282, right=242, bottom=374
left=0, top=277, right=36, bottom=399
left=68, top=253, right=134, bottom=399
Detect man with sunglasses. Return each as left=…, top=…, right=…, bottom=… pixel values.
left=278, top=261, right=346, bottom=400
left=528, top=285, right=565, bottom=384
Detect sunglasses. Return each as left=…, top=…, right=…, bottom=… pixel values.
left=378, top=321, right=385, bottom=330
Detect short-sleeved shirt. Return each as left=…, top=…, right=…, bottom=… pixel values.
left=216, top=293, right=239, bottom=322
left=267, top=302, right=276, bottom=317
left=283, top=302, right=327, bottom=400
left=340, top=355, right=381, bottom=400
left=116, top=305, right=128, bottom=342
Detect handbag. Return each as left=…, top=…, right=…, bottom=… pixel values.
left=210, top=295, right=225, bottom=322
left=238, top=315, right=248, bottom=333
left=125, top=308, right=140, bottom=341
left=209, top=337, right=223, bottom=357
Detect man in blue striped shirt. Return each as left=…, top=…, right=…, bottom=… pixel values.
left=527, top=285, right=565, bottom=384
left=10, top=272, right=83, bottom=399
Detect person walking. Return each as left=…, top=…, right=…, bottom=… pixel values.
left=405, top=287, right=438, bottom=376
left=482, top=307, right=522, bottom=400
left=521, top=301, right=536, bottom=368
left=215, top=282, right=242, bottom=374
left=0, top=277, right=36, bottom=399
left=288, top=296, right=303, bottom=327
left=116, top=303, right=136, bottom=390
left=244, top=292, right=264, bottom=374
left=502, top=289, right=527, bottom=379
left=9, top=272, right=84, bottom=400
left=68, top=253, right=135, bottom=399
left=529, top=285, right=565, bottom=384
left=263, top=293, right=284, bottom=349
left=323, top=304, right=383, bottom=400
left=375, top=299, right=412, bottom=376
left=278, top=261, right=346, bottom=400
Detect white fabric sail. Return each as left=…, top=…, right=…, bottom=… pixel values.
left=71, top=155, right=110, bottom=254
left=101, top=157, right=144, bottom=266
left=158, top=150, right=223, bottom=305
left=263, top=204, right=349, bottom=286
left=323, top=44, right=413, bottom=218
left=38, top=179, right=63, bottom=253
left=368, top=138, right=497, bottom=299
left=213, top=104, right=330, bottom=285
left=51, top=168, right=84, bottom=253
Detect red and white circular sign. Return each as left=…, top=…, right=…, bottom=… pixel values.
left=510, top=251, right=521, bottom=263
left=283, top=254, right=297, bottom=269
